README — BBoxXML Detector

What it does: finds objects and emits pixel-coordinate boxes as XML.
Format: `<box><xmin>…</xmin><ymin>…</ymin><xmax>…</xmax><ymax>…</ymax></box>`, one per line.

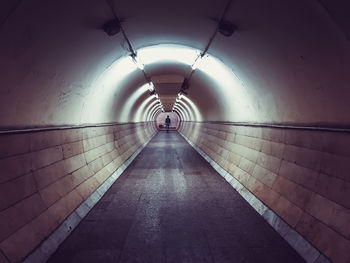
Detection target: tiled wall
<box><xmin>0</xmin><ymin>122</ymin><xmax>156</xmax><ymax>263</ymax></box>
<box><xmin>179</xmin><ymin>122</ymin><xmax>350</xmax><ymax>263</ymax></box>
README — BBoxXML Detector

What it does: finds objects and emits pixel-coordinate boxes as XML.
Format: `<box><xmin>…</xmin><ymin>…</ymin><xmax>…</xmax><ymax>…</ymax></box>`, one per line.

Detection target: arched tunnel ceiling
<box><xmin>0</xmin><ymin>0</ymin><xmax>350</xmax><ymax>128</ymax></box>
<box><xmin>151</xmin><ymin>74</ymin><xmax>184</xmax><ymax>112</ymax></box>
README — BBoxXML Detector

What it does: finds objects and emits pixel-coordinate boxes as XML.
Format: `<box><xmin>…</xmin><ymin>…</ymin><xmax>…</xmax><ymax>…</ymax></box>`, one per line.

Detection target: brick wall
<box><xmin>179</xmin><ymin>122</ymin><xmax>350</xmax><ymax>263</ymax></box>
<box><xmin>0</xmin><ymin>122</ymin><xmax>156</xmax><ymax>263</ymax></box>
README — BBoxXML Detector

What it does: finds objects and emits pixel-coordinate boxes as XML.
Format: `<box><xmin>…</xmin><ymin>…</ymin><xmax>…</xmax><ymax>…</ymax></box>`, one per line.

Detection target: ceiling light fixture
<box><xmin>191</xmin><ymin>54</ymin><xmax>203</xmax><ymax>70</ymax></box>
<box><xmin>191</xmin><ymin>60</ymin><xmax>199</xmax><ymax>71</ymax></box>
<box><xmin>102</xmin><ymin>19</ymin><xmax>121</xmax><ymax>36</ymax></box>
<box><xmin>181</xmin><ymin>78</ymin><xmax>189</xmax><ymax>91</ymax></box>
<box><xmin>131</xmin><ymin>53</ymin><xmax>145</xmax><ymax>70</ymax></box>
<box><xmin>150</xmin><ymin>89</ymin><xmax>156</xmax><ymax>96</ymax></box>
<box><xmin>148</xmin><ymin>82</ymin><xmax>155</xmax><ymax>92</ymax></box>
<box><xmin>218</xmin><ymin>20</ymin><xmax>236</xmax><ymax>37</ymax></box>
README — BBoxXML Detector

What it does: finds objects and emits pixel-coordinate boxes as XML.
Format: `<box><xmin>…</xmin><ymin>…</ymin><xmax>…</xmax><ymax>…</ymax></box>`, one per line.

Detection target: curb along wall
<box><xmin>179</xmin><ymin>121</ymin><xmax>350</xmax><ymax>263</ymax></box>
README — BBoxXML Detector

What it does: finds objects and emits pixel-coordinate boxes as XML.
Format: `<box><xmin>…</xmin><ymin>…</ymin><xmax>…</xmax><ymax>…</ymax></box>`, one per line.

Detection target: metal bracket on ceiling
<box><xmin>104</xmin><ymin>0</ymin><xmax>160</xmax><ymax>99</ymax></box>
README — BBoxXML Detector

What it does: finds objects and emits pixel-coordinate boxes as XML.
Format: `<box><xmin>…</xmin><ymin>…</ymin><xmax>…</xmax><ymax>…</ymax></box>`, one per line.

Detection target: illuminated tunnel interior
<box><xmin>0</xmin><ymin>0</ymin><xmax>350</xmax><ymax>262</ymax></box>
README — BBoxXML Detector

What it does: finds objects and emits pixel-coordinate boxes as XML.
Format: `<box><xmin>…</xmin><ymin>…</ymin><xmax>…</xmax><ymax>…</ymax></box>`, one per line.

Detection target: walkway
<box><xmin>48</xmin><ymin>132</ymin><xmax>305</xmax><ymax>263</ymax></box>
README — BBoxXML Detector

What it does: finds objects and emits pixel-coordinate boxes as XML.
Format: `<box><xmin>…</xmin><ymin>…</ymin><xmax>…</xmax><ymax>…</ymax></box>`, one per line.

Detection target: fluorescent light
<box><xmin>191</xmin><ymin>54</ymin><xmax>208</xmax><ymax>71</ymax></box>
<box><xmin>131</xmin><ymin>54</ymin><xmax>144</xmax><ymax>70</ymax></box>
<box><xmin>137</xmin><ymin>45</ymin><xmax>198</xmax><ymax>66</ymax></box>
<box><xmin>148</xmin><ymin>82</ymin><xmax>155</xmax><ymax>92</ymax></box>
<box><xmin>191</xmin><ymin>52</ymin><xmax>207</xmax><ymax>70</ymax></box>
<box><xmin>191</xmin><ymin>56</ymin><xmax>201</xmax><ymax>70</ymax></box>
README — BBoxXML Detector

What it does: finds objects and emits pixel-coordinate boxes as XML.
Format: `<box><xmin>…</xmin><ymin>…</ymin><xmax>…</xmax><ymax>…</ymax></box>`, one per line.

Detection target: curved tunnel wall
<box><xmin>0</xmin><ymin>45</ymin><xmax>349</xmax><ymax>263</ymax></box>
<box><xmin>1</xmin><ymin>0</ymin><xmax>350</xmax><ymax>262</ymax></box>
<box><xmin>179</xmin><ymin>122</ymin><xmax>350</xmax><ymax>263</ymax></box>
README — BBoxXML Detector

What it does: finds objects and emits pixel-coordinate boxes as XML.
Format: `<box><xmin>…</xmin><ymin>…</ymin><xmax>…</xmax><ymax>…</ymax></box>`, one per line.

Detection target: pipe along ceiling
<box><xmin>1</xmin><ymin>0</ymin><xmax>349</xmax><ymax>130</ymax></box>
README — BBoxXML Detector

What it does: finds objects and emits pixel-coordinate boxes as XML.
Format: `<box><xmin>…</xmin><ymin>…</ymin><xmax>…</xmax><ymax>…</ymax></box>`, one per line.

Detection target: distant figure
<box><xmin>165</xmin><ymin>115</ymin><xmax>171</xmax><ymax>132</ymax></box>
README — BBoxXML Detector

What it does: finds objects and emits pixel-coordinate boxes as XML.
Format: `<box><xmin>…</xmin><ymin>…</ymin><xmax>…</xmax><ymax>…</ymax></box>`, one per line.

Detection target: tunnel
<box><xmin>0</xmin><ymin>0</ymin><xmax>350</xmax><ymax>262</ymax></box>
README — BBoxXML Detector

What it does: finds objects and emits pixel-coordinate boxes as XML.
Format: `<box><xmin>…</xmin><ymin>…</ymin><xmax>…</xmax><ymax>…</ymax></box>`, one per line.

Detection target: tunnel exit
<box><xmin>156</xmin><ymin>112</ymin><xmax>180</xmax><ymax>131</ymax></box>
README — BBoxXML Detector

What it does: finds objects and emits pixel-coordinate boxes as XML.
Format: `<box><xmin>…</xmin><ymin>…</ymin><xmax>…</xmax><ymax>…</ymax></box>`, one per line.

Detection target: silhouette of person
<box><xmin>165</xmin><ymin>115</ymin><xmax>171</xmax><ymax>132</ymax></box>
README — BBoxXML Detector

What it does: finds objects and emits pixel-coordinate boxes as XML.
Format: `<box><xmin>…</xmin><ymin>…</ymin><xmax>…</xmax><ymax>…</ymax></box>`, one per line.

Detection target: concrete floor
<box><xmin>47</xmin><ymin>132</ymin><xmax>305</xmax><ymax>263</ymax></box>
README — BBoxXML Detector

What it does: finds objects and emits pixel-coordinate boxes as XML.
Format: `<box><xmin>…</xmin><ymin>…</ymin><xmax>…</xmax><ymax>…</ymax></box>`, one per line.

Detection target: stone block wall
<box><xmin>0</xmin><ymin>122</ymin><xmax>156</xmax><ymax>263</ymax></box>
<box><xmin>179</xmin><ymin>122</ymin><xmax>350</xmax><ymax>263</ymax></box>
